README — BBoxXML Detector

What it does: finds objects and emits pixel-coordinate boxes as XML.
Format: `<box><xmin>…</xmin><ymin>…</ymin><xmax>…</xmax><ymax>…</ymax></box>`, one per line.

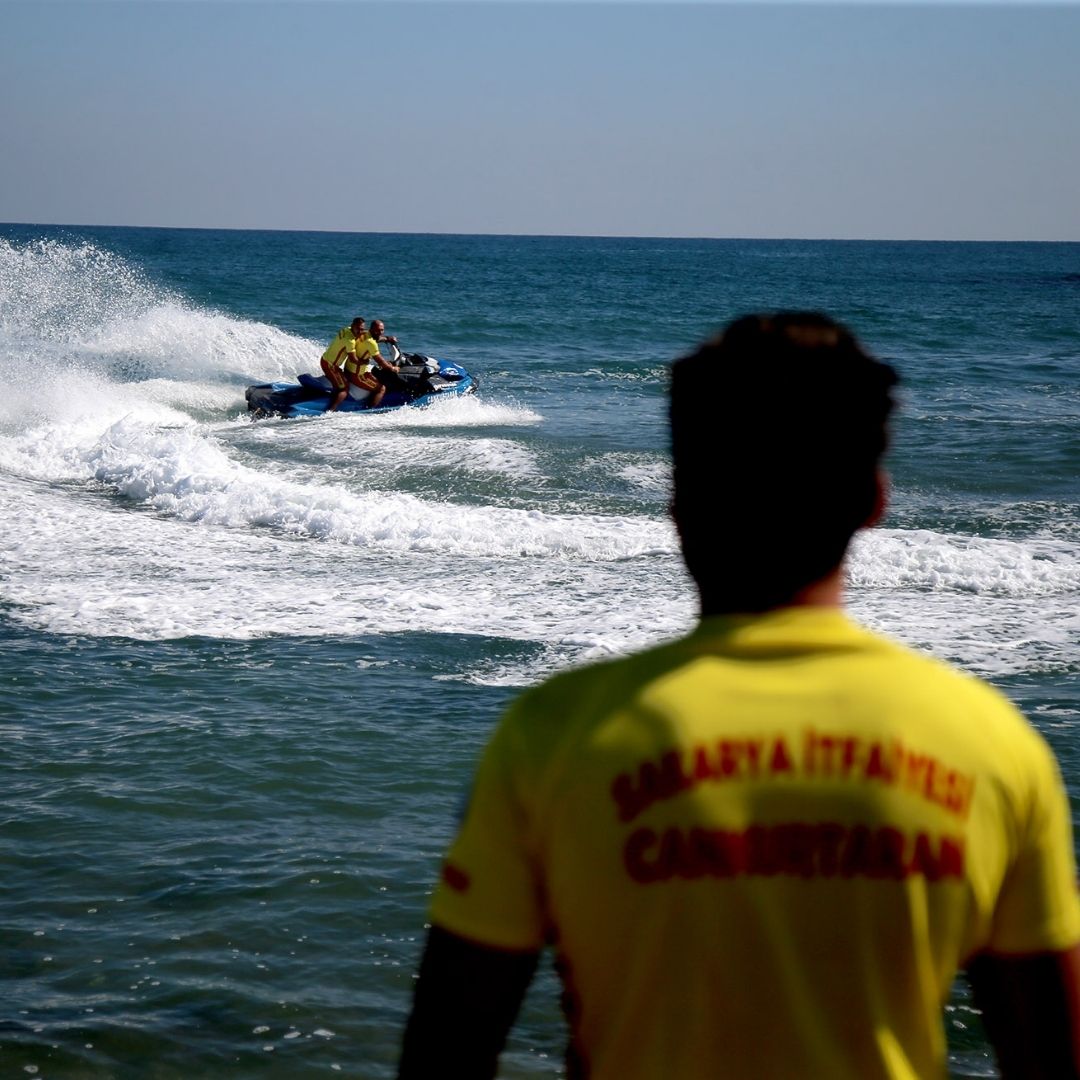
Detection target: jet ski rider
<box><xmin>320</xmin><ymin>317</ymin><xmax>368</xmax><ymax>413</ymax></box>
<box><xmin>345</xmin><ymin>318</ymin><xmax>403</xmax><ymax>410</ymax></box>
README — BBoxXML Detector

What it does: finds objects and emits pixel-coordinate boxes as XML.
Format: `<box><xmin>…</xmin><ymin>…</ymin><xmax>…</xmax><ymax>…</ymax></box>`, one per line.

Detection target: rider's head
<box><xmin>670</xmin><ymin>312</ymin><xmax>898</xmax><ymax>614</ymax></box>
<box><xmin>351</xmin><ymin>318</ymin><xmax>366</xmax><ymax>335</ymax></box>
<box><xmin>370</xmin><ymin>320</ymin><xmax>385</xmax><ymax>338</ymax></box>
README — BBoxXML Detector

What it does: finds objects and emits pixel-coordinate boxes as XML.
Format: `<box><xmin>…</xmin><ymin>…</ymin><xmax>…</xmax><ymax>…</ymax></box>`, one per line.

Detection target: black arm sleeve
<box><xmin>398</xmin><ymin>925</ymin><xmax>540</xmax><ymax>1080</ymax></box>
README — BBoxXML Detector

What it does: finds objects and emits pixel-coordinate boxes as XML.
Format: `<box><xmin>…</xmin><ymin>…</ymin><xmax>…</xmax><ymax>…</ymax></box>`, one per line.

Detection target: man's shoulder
<box><xmin>505</xmin><ymin>614</ymin><xmax>1040</xmax><ymax>755</ymax></box>
<box><xmin>505</xmin><ymin>634</ymin><xmax>706</xmax><ymax>732</ymax></box>
<box><xmin>486</xmin><ymin>640</ymin><xmax>693</xmax><ymax>779</ymax></box>
<box><xmin>834</xmin><ymin>622</ymin><xmax>1054</xmax><ymax>777</ymax></box>
<box><xmin>856</xmin><ymin>623</ymin><xmax>1026</xmax><ymax>710</ymax></box>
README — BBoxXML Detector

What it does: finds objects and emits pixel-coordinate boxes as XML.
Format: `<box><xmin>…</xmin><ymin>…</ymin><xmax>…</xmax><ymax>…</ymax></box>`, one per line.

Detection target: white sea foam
<box><xmin>0</xmin><ymin>470</ymin><xmax>690</xmax><ymax>649</ymax></box>
<box><xmin>0</xmin><ymin>238</ymin><xmax>320</xmax><ymax>440</ymax></box>
<box><xmin>81</xmin><ymin>302</ymin><xmax>319</xmax><ymax>385</ymax></box>
<box><xmin>1</xmin><ymin>408</ymin><xmax>673</xmax><ymax>559</ymax></box>
<box><xmin>850</xmin><ymin>529</ymin><xmax>1078</xmax><ymax>597</ymax></box>
<box><xmin>845</xmin><ymin>528</ymin><xmax>1079</xmax><ymax>680</ymax></box>
<box><xmin>851</xmin><ymin>589</ymin><xmax>1080</xmax><ymax>680</ymax></box>
<box><xmin>262</xmin><ymin>427</ymin><xmax>541</xmax><ymax>479</ymax></box>
<box><xmin>318</xmin><ymin>393</ymin><xmax>541</xmax><ymax>429</ymax></box>
<box><xmin>0</xmin><ymin>238</ymin><xmax>153</xmax><ymax>337</ymax></box>
<box><xmin>2</xmin><ymin>428</ymin><xmax>1076</xmax><ymax>683</ymax></box>
<box><xmin>310</xmin><ymin>433</ymin><xmax>542</xmax><ymax>480</ymax></box>
<box><xmin>603</xmin><ymin>454</ymin><xmax>671</xmax><ymax>496</ymax></box>
<box><xmin>133</xmin><ymin>379</ymin><xmax>244</xmax><ymax>414</ymax></box>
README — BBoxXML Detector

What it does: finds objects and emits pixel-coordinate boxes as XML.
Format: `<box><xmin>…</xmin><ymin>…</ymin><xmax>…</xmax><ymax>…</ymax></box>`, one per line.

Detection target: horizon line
<box><xmin>3</xmin><ymin>221</ymin><xmax>1079</xmax><ymax>245</ymax></box>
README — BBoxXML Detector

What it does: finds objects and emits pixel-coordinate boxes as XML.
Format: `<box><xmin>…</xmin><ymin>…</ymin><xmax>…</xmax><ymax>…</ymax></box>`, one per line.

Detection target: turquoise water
<box><xmin>2</xmin><ymin>225</ymin><xmax>1078</xmax><ymax>1077</ymax></box>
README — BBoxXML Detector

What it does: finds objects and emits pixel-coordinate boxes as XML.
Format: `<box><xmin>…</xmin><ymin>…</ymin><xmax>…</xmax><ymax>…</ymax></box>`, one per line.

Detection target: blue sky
<box><xmin>1</xmin><ymin>1</ymin><xmax>1077</xmax><ymax>239</ymax></box>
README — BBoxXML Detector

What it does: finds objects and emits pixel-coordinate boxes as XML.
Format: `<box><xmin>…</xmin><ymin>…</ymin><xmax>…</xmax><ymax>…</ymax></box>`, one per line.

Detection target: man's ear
<box><xmin>864</xmin><ymin>469</ymin><xmax>889</xmax><ymax>528</ymax></box>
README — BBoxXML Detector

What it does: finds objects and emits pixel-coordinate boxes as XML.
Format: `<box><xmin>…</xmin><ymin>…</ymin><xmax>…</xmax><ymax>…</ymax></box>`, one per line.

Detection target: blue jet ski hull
<box><xmin>245</xmin><ymin>357</ymin><xmax>477</xmax><ymax>419</ymax></box>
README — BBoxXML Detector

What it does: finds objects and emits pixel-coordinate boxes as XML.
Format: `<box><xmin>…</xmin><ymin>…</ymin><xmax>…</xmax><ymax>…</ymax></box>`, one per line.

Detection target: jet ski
<box><xmin>245</xmin><ymin>345</ymin><xmax>478</xmax><ymax>419</ymax></box>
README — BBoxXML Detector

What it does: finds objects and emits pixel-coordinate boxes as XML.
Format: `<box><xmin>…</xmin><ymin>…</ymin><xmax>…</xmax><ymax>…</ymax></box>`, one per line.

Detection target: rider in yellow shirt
<box><xmin>320</xmin><ymin>318</ymin><xmax>367</xmax><ymax>413</ymax></box>
<box><xmin>344</xmin><ymin>319</ymin><xmax>400</xmax><ymax>409</ymax></box>
<box><xmin>399</xmin><ymin>313</ymin><xmax>1080</xmax><ymax>1080</ymax></box>
<box><xmin>343</xmin><ymin>331</ymin><xmax>381</xmax><ymax>406</ymax></box>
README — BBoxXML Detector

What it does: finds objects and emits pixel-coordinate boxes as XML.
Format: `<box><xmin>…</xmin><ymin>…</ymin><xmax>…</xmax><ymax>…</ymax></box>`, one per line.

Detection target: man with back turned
<box><xmin>399</xmin><ymin>313</ymin><xmax>1080</xmax><ymax>1079</ymax></box>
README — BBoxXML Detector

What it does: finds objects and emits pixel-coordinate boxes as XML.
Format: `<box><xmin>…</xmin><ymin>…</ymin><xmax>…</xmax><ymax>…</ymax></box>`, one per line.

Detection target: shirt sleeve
<box><xmin>429</xmin><ymin>713</ymin><xmax>546</xmax><ymax>952</ymax></box>
<box><xmin>987</xmin><ymin>736</ymin><xmax>1080</xmax><ymax>954</ymax></box>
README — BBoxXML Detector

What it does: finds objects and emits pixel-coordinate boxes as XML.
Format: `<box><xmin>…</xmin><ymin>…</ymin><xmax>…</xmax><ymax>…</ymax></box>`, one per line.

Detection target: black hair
<box><xmin>670</xmin><ymin>312</ymin><xmax>898</xmax><ymax>613</ymax></box>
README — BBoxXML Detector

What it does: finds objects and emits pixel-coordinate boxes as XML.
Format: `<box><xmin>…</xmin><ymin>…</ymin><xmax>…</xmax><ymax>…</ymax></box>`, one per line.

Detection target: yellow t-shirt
<box><xmin>344</xmin><ymin>333</ymin><xmax>381</xmax><ymax>379</ymax></box>
<box><xmin>430</xmin><ymin>608</ymin><xmax>1080</xmax><ymax>1080</ymax></box>
<box><xmin>321</xmin><ymin>326</ymin><xmax>360</xmax><ymax>370</ymax></box>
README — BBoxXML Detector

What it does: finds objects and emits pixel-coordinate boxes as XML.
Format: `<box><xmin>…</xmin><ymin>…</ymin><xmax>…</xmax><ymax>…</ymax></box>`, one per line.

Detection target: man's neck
<box><xmin>698</xmin><ymin>567</ymin><xmax>845</xmax><ymax>618</ymax></box>
<box><xmin>790</xmin><ymin>568</ymin><xmax>844</xmax><ymax>609</ymax></box>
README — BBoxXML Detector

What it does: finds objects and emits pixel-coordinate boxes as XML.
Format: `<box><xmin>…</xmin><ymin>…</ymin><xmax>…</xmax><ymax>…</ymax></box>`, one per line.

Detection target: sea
<box><xmin>1</xmin><ymin>224</ymin><xmax>1077</xmax><ymax>1079</ymax></box>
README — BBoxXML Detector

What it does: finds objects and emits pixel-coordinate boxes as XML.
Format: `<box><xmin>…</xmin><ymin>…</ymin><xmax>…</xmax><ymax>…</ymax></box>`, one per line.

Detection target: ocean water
<box><xmin>1</xmin><ymin>224</ymin><xmax>1078</xmax><ymax>1078</ymax></box>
